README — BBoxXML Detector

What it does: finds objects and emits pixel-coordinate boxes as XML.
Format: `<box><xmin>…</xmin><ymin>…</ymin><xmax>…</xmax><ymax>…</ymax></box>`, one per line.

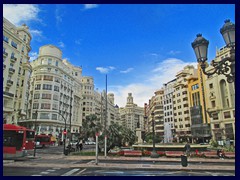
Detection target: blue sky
<box><xmin>3</xmin><ymin>4</ymin><xmax>235</xmax><ymax>107</ymax></box>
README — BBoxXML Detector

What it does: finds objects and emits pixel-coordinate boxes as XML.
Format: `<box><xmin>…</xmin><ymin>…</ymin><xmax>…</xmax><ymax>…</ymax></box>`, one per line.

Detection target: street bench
<box><xmin>203</xmin><ymin>151</ymin><xmax>218</xmax><ymax>158</ymax></box>
<box><xmin>224</xmin><ymin>152</ymin><xmax>235</xmax><ymax>159</ymax></box>
<box><xmin>165</xmin><ymin>151</ymin><xmax>183</xmax><ymax>157</ymax></box>
<box><xmin>124</xmin><ymin>150</ymin><xmax>142</xmax><ymax>157</ymax></box>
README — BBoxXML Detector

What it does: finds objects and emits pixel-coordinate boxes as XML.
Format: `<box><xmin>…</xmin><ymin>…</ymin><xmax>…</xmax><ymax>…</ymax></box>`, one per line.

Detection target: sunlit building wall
<box><xmin>3</xmin><ymin>17</ymin><xmax>32</xmax><ymax>125</ymax></box>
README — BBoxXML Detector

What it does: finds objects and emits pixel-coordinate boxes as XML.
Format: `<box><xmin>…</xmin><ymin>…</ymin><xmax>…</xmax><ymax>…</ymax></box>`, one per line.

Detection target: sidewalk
<box><xmin>63</xmin><ymin>155</ymin><xmax>236</xmax><ymax>171</ymax></box>
<box><xmin>4</xmin><ymin>155</ymin><xmax>235</xmax><ymax>172</ymax></box>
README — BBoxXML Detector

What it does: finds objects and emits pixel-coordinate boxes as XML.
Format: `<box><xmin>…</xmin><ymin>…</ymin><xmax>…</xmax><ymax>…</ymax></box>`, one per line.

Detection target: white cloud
<box><xmin>109</xmin><ymin>58</ymin><xmax>197</xmax><ymax>107</ymax></box>
<box><xmin>58</xmin><ymin>41</ymin><xmax>65</xmax><ymax>48</ymax></box>
<box><xmin>29</xmin><ymin>52</ymin><xmax>38</xmax><ymax>62</ymax></box>
<box><xmin>3</xmin><ymin>4</ymin><xmax>40</xmax><ymax>26</ymax></box>
<box><xmin>83</xmin><ymin>4</ymin><xmax>99</xmax><ymax>10</ymax></box>
<box><xmin>30</xmin><ymin>29</ymin><xmax>43</xmax><ymax>40</ymax></box>
<box><xmin>96</xmin><ymin>66</ymin><xmax>115</xmax><ymax>74</ymax></box>
<box><xmin>120</xmin><ymin>68</ymin><xmax>134</xmax><ymax>74</ymax></box>
<box><xmin>75</xmin><ymin>39</ymin><xmax>82</xmax><ymax>45</ymax></box>
<box><xmin>168</xmin><ymin>50</ymin><xmax>181</xmax><ymax>55</ymax></box>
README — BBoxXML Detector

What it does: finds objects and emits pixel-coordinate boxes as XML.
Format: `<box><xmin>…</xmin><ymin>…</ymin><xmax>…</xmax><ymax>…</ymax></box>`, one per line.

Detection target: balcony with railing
<box><xmin>10</xmin><ymin>56</ymin><xmax>17</xmax><ymax>63</ymax></box>
<box><xmin>3</xmin><ymin>91</ymin><xmax>14</xmax><ymax>98</ymax></box>
<box><xmin>3</xmin><ymin>51</ymin><xmax>8</xmax><ymax>57</ymax></box>
<box><xmin>9</xmin><ymin>68</ymin><xmax>15</xmax><ymax>74</ymax></box>
<box><xmin>7</xmin><ymin>80</ymin><xmax>13</xmax><ymax>86</ymax></box>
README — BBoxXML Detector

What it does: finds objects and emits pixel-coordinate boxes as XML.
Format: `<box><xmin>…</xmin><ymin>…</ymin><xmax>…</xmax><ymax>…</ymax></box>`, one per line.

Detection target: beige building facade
<box><xmin>120</xmin><ymin>93</ymin><xmax>144</xmax><ymax>131</ymax></box>
<box><xmin>173</xmin><ymin>65</ymin><xmax>197</xmax><ymax>143</ymax></box>
<box><xmin>205</xmin><ymin>46</ymin><xmax>235</xmax><ymax>145</ymax></box>
<box><xmin>21</xmin><ymin>45</ymin><xmax>83</xmax><ymax>141</ymax></box>
<box><xmin>163</xmin><ymin>79</ymin><xmax>176</xmax><ymax>143</ymax></box>
<box><xmin>3</xmin><ymin>17</ymin><xmax>32</xmax><ymax>125</ymax></box>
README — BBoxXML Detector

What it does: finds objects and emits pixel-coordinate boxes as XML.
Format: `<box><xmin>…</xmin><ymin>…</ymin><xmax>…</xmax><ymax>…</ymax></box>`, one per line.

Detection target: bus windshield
<box><xmin>3</xmin><ymin>130</ymin><xmax>24</xmax><ymax>150</ymax></box>
<box><xmin>26</xmin><ymin>130</ymin><xmax>35</xmax><ymax>139</ymax></box>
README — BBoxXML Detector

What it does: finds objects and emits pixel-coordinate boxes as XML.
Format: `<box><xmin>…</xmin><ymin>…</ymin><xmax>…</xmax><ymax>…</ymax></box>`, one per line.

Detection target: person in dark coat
<box><xmin>184</xmin><ymin>142</ymin><xmax>191</xmax><ymax>156</ymax></box>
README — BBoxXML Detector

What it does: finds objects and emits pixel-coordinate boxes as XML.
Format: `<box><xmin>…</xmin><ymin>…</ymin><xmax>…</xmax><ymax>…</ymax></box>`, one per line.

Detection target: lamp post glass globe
<box><xmin>191</xmin><ymin>19</ymin><xmax>235</xmax><ymax>84</ymax></box>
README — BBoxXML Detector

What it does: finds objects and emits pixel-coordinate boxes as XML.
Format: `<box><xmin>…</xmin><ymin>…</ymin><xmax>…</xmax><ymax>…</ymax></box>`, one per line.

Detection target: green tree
<box><xmin>98</xmin><ymin>122</ymin><xmax>136</xmax><ymax>152</ymax></box>
<box><xmin>81</xmin><ymin>114</ymin><xmax>103</xmax><ymax>141</ymax></box>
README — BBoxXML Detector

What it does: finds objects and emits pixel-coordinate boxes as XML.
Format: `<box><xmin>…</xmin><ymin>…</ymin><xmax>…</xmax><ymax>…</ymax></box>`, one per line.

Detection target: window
<box><xmin>33</xmin><ymin>103</ymin><xmax>39</xmax><ymax>109</ymax></box>
<box><xmin>52</xmin><ymin>114</ymin><xmax>58</xmax><ymax>120</ymax></box>
<box><xmin>34</xmin><ymin>94</ymin><xmax>40</xmax><ymax>99</ymax></box>
<box><xmin>211</xmin><ymin>101</ymin><xmax>216</xmax><ymax>108</ymax></box>
<box><xmin>11</xmin><ymin>52</ymin><xmax>15</xmax><ymax>59</ymax></box>
<box><xmin>36</xmin><ymin>75</ymin><xmax>42</xmax><ymax>80</ymax></box>
<box><xmin>212</xmin><ymin>113</ymin><xmax>219</xmax><ymax>120</ymax></box>
<box><xmin>40</xmin><ymin>113</ymin><xmax>50</xmax><ymax>119</ymax></box>
<box><xmin>55</xmin><ymin>77</ymin><xmax>60</xmax><ymax>83</ymax></box>
<box><xmin>43</xmin><ymin>84</ymin><xmax>52</xmax><ymax>90</ymax></box>
<box><xmin>209</xmin><ymin>83</ymin><xmax>213</xmax><ymax>89</ymax></box>
<box><xmin>52</xmin><ymin>104</ymin><xmax>58</xmax><ymax>110</ymax></box>
<box><xmin>214</xmin><ymin>124</ymin><xmax>220</xmax><ymax>129</ymax></box>
<box><xmin>55</xmin><ymin>60</ymin><xmax>58</xmax><ymax>67</ymax></box>
<box><xmin>35</xmin><ymin>84</ymin><xmax>41</xmax><ymax>90</ymax></box>
<box><xmin>3</xmin><ymin>35</ymin><xmax>9</xmax><ymax>43</ymax></box>
<box><xmin>42</xmin><ymin>93</ymin><xmax>51</xmax><ymax>99</ymax></box>
<box><xmin>224</xmin><ymin>111</ymin><xmax>231</xmax><ymax>119</ymax></box>
<box><xmin>192</xmin><ymin>84</ymin><xmax>199</xmax><ymax>90</ymax></box>
<box><xmin>48</xmin><ymin>58</ymin><xmax>52</xmax><ymax>65</ymax></box>
<box><xmin>43</xmin><ymin>75</ymin><xmax>53</xmax><ymax>81</ymax></box>
<box><xmin>54</xmin><ymin>86</ymin><xmax>59</xmax><ymax>92</ymax></box>
<box><xmin>53</xmin><ymin>94</ymin><xmax>59</xmax><ymax>101</ymax></box>
<box><xmin>41</xmin><ymin>103</ymin><xmax>51</xmax><ymax>109</ymax></box>
<box><xmin>11</xmin><ymin>41</ymin><xmax>17</xmax><ymax>49</ymax></box>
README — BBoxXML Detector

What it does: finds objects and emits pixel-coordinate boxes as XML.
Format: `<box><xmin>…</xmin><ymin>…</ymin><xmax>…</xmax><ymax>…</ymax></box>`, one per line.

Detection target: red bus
<box><xmin>35</xmin><ymin>134</ymin><xmax>51</xmax><ymax>148</ymax></box>
<box><xmin>25</xmin><ymin>129</ymin><xmax>35</xmax><ymax>150</ymax></box>
<box><xmin>3</xmin><ymin>124</ymin><xmax>35</xmax><ymax>160</ymax></box>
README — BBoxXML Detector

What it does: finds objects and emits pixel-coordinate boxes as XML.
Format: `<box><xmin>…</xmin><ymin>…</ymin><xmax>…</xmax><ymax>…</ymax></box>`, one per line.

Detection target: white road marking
<box><xmin>61</xmin><ymin>168</ymin><xmax>80</xmax><ymax>176</ymax></box>
<box><xmin>77</xmin><ymin>168</ymin><xmax>87</xmax><ymax>175</ymax></box>
<box><xmin>47</xmin><ymin>169</ymin><xmax>56</xmax><ymax>172</ymax></box>
<box><xmin>40</xmin><ymin>171</ymin><xmax>50</xmax><ymax>174</ymax></box>
<box><xmin>31</xmin><ymin>175</ymin><xmax>42</xmax><ymax>176</ymax></box>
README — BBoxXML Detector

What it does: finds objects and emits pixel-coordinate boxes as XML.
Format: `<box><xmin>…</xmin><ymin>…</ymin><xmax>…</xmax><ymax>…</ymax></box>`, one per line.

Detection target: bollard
<box><xmin>181</xmin><ymin>155</ymin><xmax>188</xmax><ymax>167</ymax></box>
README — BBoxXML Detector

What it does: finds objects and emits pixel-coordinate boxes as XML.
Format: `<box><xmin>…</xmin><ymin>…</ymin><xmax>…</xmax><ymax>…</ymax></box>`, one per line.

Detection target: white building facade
<box><xmin>3</xmin><ymin>17</ymin><xmax>32</xmax><ymax>125</ymax></box>
<box><xmin>23</xmin><ymin>45</ymin><xmax>83</xmax><ymax>141</ymax></box>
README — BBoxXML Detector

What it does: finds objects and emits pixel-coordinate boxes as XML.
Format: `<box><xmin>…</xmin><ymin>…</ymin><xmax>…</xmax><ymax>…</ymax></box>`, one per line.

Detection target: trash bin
<box><xmin>181</xmin><ymin>155</ymin><xmax>188</xmax><ymax>167</ymax></box>
<box><xmin>64</xmin><ymin>149</ymin><xmax>69</xmax><ymax>155</ymax></box>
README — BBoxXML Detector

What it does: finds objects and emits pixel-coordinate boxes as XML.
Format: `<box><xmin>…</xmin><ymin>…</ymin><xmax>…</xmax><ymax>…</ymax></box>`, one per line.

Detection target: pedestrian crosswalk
<box><xmin>31</xmin><ymin>168</ymin><xmax>80</xmax><ymax>176</ymax></box>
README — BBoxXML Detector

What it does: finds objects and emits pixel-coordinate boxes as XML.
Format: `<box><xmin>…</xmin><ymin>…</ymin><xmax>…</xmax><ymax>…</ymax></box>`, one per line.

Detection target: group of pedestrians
<box><xmin>184</xmin><ymin>142</ymin><xmax>225</xmax><ymax>160</ymax></box>
<box><xmin>76</xmin><ymin>140</ymin><xmax>83</xmax><ymax>152</ymax></box>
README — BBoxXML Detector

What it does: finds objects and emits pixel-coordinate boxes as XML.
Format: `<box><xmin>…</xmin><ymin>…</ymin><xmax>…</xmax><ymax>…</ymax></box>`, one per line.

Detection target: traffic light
<box><xmin>63</xmin><ymin>129</ymin><xmax>67</xmax><ymax>135</ymax></box>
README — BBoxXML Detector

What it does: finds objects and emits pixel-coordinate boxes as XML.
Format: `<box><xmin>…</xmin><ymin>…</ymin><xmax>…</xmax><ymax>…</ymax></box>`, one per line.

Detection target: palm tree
<box><xmin>82</xmin><ymin>114</ymin><xmax>103</xmax><ymax>141</ymax></box>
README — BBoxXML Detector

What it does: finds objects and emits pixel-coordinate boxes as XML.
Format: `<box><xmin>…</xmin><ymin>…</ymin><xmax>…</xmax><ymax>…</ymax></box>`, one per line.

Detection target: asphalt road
<box><xmin>3</xmin><ymin>145</ymin><xmax>235</xmax><ymax>176</ymax></box>
<box><xmin>3</xmin><ymin>166</ymin><xmax>235</xmax><ymax>176</ymax></box>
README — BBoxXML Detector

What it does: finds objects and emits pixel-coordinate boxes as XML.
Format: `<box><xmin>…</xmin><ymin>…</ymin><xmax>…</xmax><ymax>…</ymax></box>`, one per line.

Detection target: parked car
<box><xmin>85</xmin><ymin>141</ymin><xmax>96</xmax><ymax>145</ymax></box>
<box><xmin>70</xmin><ymin>140</ymin><xmax>78</xmax><ymax>146</ymax></box>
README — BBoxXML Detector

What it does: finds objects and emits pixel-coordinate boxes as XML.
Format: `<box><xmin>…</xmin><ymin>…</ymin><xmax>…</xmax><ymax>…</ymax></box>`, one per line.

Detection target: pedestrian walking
<box><xmin>79</xmin><ymin>140</ymin><xmax>83</xmax><ymax>151</ymax></box>
<box><xmin>76</xmin><ymin>141</ymin><xmax>80</xmax><ymax>152</ymax></box>
<box><xmin>217</xmin><ymin>149</ymin><xmax>225</xmax><ymax>159</ymax></box>
<box><xmin>184</xmin><ymin>142</ymin><xmax>191</xmax><ymax>157</ymax></box>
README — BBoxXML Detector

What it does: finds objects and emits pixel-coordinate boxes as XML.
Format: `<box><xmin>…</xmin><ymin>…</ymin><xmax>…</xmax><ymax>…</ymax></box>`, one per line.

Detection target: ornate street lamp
<box><xmin>58</xmin><ymin>111</ymin><xmax>67</xmax><ymax>155</ymax></box>
<box><xmin>33</xmin><ymin>110</ymin><xmax>38</xmax><ymax>157</ymax></box>
<box><xmin>151</xmin><ymin>112</ymin><xmax>159</xmax><ymax>158</ymax></box>
<box><xmin>191</xmin><ymin>19</ymin><xmax>235</xmax><ymax>84</ymax></box>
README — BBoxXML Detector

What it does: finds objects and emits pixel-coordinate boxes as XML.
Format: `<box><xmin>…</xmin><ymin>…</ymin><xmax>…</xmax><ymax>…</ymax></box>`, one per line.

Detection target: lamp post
<box><xmin>191</xmin><ymin>19</ymin><xmax>235</xmax><ymax>84</ymax></box>
<box><xmin>151</xmin><ymin>112</ymin><xmax>159</xmax><ymax>158</ymax></box>
<box><xmin>33</xmin><ymin>110</ymin><xmax>38</xmax><ymax>157</ymax></box>
<box><xmin>57</xmin><ymin>111</ymin><xmax>67</xmax><ymax>155</ymax></box>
